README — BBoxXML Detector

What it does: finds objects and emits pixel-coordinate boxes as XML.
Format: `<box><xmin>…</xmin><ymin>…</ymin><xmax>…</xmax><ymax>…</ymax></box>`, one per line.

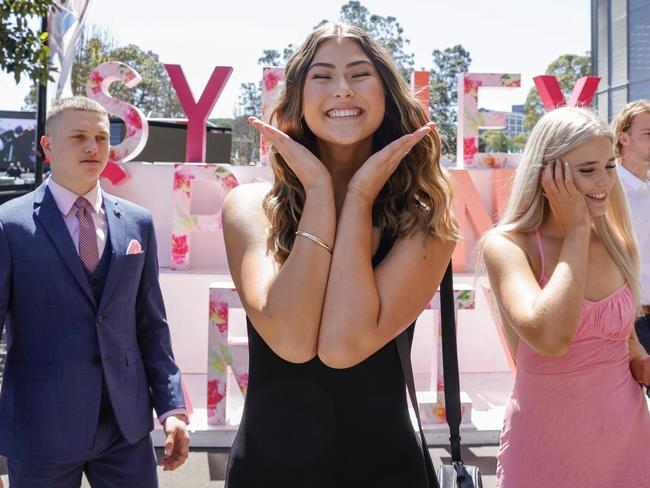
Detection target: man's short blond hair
<box><xmin>45</xmin><ymin>96</ymin><xmax>108</xmax><ymax>134</ymax></box>
<box><xmin>611</xmin><ymin>100</ymin><xmax>650</xmax><ymax>157</ymax></box>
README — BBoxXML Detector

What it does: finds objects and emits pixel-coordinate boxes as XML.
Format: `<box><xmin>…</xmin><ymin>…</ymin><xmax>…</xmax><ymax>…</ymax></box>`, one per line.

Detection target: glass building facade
<box><xmin>592</xmin><ymin>0</ymin><xmax>650</xmax><ymax>121</ymax></box>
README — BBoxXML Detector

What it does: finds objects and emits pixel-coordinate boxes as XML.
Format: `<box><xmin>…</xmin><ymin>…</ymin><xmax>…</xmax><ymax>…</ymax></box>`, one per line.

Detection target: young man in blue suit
<box><xmin>0</xmin><ymin>97</ymin><xmax>189</xmax><ymax>487</ymax></box>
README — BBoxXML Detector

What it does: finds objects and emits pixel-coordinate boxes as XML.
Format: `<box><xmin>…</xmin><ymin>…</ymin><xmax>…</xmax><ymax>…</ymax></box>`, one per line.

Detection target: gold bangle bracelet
<box><xmin>295</xmin><ymin>230</ymin><xmax>333</xmax><ymax>254</ymax></box>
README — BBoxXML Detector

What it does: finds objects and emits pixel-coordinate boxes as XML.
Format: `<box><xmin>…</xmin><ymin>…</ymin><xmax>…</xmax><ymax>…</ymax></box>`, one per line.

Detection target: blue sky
<box><xmin>0</xmin><ymin>0</ymin><xmax>591</xmax><ymax>118</ymax></box>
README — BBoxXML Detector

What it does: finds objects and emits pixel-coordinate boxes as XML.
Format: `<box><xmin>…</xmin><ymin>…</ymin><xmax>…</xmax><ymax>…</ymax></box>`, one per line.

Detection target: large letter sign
<box><xmin>457</xmin><ymin>73</ymin><xmax>521</xmax><ymax>169</ymax></box>
<box><xmin>259</xmin><ymin>67</ymin><xmax>286</xmax><ymax>166</ymax></box>
<box><xmin>533</xmin><ymin>75</ymin><xmax>600</xmax><ymax>111</ymax></box>
<box><xmin>165</xmin><ymin>64</ymin><xmax>233</xmax><ymax>163</ymax></box>
<box><xmin>411</xmin><ymin>71</ymin><xmax>430</xmax><ymax>111</ymax></box>
<box><xmin>171</xmin><ymin>164</ymin><xmax>239</xmax><ymax>270</ymax></box>
<box><xmin>87</xmin><ymin>62</ymin><xmax>149</xmax><ymax>184</ymax></box>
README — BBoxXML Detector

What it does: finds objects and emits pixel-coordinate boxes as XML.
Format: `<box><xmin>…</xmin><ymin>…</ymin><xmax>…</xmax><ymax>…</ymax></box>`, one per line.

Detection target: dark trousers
<box><xmin>7</xmin><ymin>393</ymin><xmax>158</xmax><ymax>488</ymax></box>
<box><xmin>635</xmin><ymin>314</ymin><xmax>650</xmax><ymax>354</ymax></box>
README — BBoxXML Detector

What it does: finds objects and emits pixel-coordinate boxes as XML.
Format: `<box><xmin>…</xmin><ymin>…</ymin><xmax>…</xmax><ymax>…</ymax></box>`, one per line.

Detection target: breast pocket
<box><xmin>118</xmin><ymin>252</ymin><xmax>146</xmax><ymax>287</ymax></box>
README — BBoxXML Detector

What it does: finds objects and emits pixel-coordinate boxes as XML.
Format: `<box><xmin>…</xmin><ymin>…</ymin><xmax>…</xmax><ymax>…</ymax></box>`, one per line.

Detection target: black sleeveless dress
<box><xmin>225</xmin><ymin>235</ymin><xmax>430</xmax><ymax>488</ymax></box>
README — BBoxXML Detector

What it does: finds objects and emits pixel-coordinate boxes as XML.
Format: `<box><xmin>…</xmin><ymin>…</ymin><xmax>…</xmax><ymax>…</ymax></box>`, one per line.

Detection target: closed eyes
<box><xmin>579</xmin><ymin>165</ymin><xmax>616</xmax><ymax>174</ymax></box>
<box><xmin>311</xmin><ymin>72</ymin><xmax>371</xmax><ymax>80</ymax></box>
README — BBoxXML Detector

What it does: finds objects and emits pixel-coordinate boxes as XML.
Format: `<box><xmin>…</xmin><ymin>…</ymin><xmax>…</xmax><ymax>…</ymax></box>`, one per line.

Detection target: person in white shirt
<box><xmin>612</xmin><ymin>100</ymin><xmax>650</xmax><ymax>352</ymax></box>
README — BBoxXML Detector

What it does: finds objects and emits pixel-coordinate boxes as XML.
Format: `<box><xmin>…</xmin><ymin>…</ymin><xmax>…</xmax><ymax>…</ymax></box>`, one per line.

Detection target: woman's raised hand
<box><xmin>347</xmin><ymin>122</ymin><xmax>435</xmax><ymax>205</ymax></box>
<box><xmin>248</xmin><ymin>117</ymin><xmax>331</xmax><ymax>190</ymax></box>
<box><xmin>541</xmin><ymin>159</ymin><xmax>590</xmax><ymax>232</ymax></box>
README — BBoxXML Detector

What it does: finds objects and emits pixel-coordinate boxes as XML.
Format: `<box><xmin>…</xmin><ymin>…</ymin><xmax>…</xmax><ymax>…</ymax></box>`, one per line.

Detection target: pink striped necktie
<box><xmin>74</xmin><ymin>197</ymin><xmax>100</xmax><ymax>273</ymax></box>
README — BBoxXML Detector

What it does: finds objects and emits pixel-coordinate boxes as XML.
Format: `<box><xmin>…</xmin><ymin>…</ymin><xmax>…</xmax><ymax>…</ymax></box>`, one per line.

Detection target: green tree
<box><xmin>257</xmin><ymin>46</ymin><xmax>294</xmax><ymax>67</ymax></box>
<box><xmin>524</xmin><ymin>53</ymin><xmax>591</xmax><ymax>130</ymax></box>
<box><xmin>230</xmin><ymin>83</ymin><xmax>261</xmax><ymax>164</ymax></box>
<box><xmin>24</xmin><ymin>25</ymin><xmax>183</xmax><ymax>118</ymax></box>
<box><xmin>1</xmin><ymin>0</ymin><xmax>57</xmax><ymax>84</ymax></box>
<box><xmin>479</xmin><ymin>131</ymin><xmax>528</xmax><ymax>153</ymax></box>
<box><xmin>429</xmin><ymin>45</ymin><xmax>472</xmax><ymax>157</ymax></box>
<box><xmin>508</xmin><ymin>133</ymin><xmax>528</xmax><ymax>153</ymax></box>
<box><xmin>481</xmin><ymin>129</ymin><xmax>509</xmax><ymax>153</ymax></box>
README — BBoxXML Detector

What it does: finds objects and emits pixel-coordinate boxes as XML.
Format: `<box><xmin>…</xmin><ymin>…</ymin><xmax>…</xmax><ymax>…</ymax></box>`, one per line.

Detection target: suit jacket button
<box><xmin>97</xmin><ymin>315</ymin><xmax>104</xmax><ymax>324</ymax></box>
<box><xmin>92</xmin><ymin>356</ymin><xmax>101</xmax><ymax>367</ymax></box>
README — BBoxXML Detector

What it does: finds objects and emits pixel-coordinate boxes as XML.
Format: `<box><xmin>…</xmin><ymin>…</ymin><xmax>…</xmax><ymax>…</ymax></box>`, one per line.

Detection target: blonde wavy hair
<box><xmin>483</xmin><ymin>107</ymin><xmax>640</xmax><ymax>308</ymax></box>
<box><xmin>611</xmin><ymin>99</ymin><xmax>650</xmax><ymax>158</ymax></box>
<box><xmin>263</xmin><ymin>22</ymin><xmax>458</xmax><ymax>262</ymax></box>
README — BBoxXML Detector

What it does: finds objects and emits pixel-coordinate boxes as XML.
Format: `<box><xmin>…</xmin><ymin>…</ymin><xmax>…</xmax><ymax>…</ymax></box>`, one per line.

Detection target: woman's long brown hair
<box><xmin>264</xmin><ymin>22</ymin><xmax>459</xmax><ymax>262</ymax></box>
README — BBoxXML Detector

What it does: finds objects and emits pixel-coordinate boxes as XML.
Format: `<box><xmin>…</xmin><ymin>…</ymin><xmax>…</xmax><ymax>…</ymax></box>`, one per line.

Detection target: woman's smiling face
<box><xmin>558</xmin><ymin>135</ymin><xmax>617</xmax><ymax>217</ymax></box>
<box><xmin>301</xmin><ymin>37</ymin><xmax>385</xmax><ymax>150</ymax></box>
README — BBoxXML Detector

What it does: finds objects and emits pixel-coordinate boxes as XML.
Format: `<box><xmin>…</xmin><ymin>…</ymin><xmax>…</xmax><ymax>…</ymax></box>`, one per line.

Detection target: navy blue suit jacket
<box><xmin>0</xmin><ymin>183</ymin><xmax>185</xmax><ymax>463</ymax></box>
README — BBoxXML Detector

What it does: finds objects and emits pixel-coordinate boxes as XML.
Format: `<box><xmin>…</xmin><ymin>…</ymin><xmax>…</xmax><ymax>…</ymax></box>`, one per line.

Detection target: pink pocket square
<box><xmin>126</xmin><ymin>239</ymin><xmax>143</xmax><ymax>255</ymax></box>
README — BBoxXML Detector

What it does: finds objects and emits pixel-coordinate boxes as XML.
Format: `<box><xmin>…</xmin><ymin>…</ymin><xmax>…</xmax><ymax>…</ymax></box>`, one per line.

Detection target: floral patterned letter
<box><xmin>87</xmin><ymin>62</ymin><xmax>150</xmax><ymax>184</ymax></box>
<box><xmin>456</xmin><ymin>73</ymin><xmax>521</xmax><ymax>169</ymax></box>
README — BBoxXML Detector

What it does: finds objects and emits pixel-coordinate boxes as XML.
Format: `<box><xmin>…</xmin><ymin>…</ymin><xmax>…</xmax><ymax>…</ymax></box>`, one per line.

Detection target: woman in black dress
<box><xmin>222</xmin><ymin>22</ymin><xmax>457</xmax><ymax>488</ymax></box>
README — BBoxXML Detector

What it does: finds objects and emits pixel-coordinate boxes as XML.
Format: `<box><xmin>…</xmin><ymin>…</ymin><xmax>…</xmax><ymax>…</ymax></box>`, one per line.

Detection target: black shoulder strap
<box><xmin>397</xmin><ymin>261</ymin><xmax>463</xmax><ymax>469</ymax></box>
<box><xmin>397</xmin><ymin>263</ymin><xmax>459</xmax><ymax>487</ymax></box>
<box><xmin>439</xmin><ymin>262</ymin><xmax>463</xmax><ymax>463</ymax></box>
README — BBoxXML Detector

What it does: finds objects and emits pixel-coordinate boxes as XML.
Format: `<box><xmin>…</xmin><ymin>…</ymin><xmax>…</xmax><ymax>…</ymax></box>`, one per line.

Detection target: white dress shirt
<box><xmin>618</xmin><ymin>164</ymin><xmax>650</xmax><ymax>305</ymax></box>
<box><xmin>46</xmin><ymin>177</ymin><xmax>188</xmax><ymax>424</ymax></box>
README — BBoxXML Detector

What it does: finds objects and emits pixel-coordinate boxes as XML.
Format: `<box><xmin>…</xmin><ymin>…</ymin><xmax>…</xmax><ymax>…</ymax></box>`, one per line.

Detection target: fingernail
<box><xmin>164</xmin><ymin>449</ymin><xmax>171</xmax><ymax>456</ymax></box>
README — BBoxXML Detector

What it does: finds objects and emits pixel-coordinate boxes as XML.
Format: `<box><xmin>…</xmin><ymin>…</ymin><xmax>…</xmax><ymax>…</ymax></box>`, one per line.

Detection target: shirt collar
<box><xmin>47</xmin><ymin>177</ymin><xmax>103</xmax><ymax>217</ymax></box>
<box><xmin>617</xmin><ymin>162</ymin><xmax>648</xmax><ymax>193</ymax></box>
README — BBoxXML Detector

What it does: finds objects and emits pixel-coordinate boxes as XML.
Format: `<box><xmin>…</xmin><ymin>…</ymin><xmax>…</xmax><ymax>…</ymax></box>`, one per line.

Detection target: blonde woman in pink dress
<box><xmin>483</xmin><ymin>107</ymin><xmax>650</xmax><ymax>487</ymax></box>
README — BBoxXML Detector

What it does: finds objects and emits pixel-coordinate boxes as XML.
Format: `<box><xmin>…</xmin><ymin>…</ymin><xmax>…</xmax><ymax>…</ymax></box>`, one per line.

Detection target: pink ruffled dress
<box><xmin>496</xmin><ymin>230</ymin><xmax>650</xmax><ymax>487</ymax></box>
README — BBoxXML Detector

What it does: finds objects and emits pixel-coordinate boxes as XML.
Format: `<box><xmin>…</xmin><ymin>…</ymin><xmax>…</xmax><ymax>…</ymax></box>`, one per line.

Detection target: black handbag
<box><xmin>396</xmin><ymin>262</ymin><xmax>483</xmax><ymax>488</ymax></box>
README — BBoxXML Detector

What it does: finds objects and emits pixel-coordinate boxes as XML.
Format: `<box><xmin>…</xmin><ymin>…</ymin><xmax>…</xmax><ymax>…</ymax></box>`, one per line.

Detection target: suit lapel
<box><xmin>33</xmin><ymin>184</ymin><xmax>96</xmax><ymax>307</ymax></box>
<box><xmin>99</xmin><ymin>192</ymin><xmax>125</xmax><ymax>310</ymax></box>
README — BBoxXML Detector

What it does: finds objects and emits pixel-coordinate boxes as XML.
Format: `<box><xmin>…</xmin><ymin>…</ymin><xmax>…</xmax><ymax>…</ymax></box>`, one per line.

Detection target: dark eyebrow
<box><xmin>307</xmin><ymin>60</ymin><xmax>373</xmax><ymax>71</ymax></box>
<box><xmin>346</xmin><ymin>60</ymin><xmax>372</xmax><ymax>68</ymax></box>
<box><xmin>577</xmin><ymin>157</ymin><xmax>616</xmax><ymax>166</ymax></box>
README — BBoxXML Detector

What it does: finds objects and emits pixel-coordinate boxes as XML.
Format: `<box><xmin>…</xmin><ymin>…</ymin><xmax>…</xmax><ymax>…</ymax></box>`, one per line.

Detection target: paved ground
<box><xmin>0</xmin><ymin>444</ymin><xmax>498</xmax><ymax>487</ymax></box>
